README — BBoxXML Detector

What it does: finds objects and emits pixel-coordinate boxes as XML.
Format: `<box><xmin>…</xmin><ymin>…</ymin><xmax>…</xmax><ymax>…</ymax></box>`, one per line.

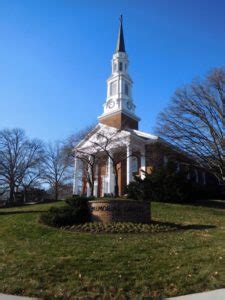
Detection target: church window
<box><xmin>195</xmin><ymin>169</ymin><xmax>199</xmax><ymax>183</ymax></box>
<box><xmin>202</xmin><ymin>171</ymin><xmax>206</xmax><ymax>185</ymax></box>
<box><xmin>187</xmin><ymin>166</ymin><xmax>191</xmax><ymax>180</ymax></box>
<box><xmin>163</xmin><ymin>155</ymin><xmax>168</xmax><ymax>167</ymax></box>
<box><xmin>132</xmin><ymin>156</ymin><xmax>138</xmax><ymax>173</ymax></box>
<box><xmin>110</xmin><ymin>81</ymin><xmax>117</xmax><ymax>96</ymax></box>
<box><xmin>176</xmin><ymin>162</ymin><xmax>180</xmax><ymax>173</ymax></box>
<box><xmin>113</xmin><ymin>63</ymin><xmax>117</xmax><ymax>72</ymax></box>
<box><xmin>119</xmin><ymin>62</ymin><xmax>123</xmax><ymax>71</ymax></box>
<box><xmin>125</xmin><ymin>83</ymin><xmax>129</xmax><ymax>95</ymax></box>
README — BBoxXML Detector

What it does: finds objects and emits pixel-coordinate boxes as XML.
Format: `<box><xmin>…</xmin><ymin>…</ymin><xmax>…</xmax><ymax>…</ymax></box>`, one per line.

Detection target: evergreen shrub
<box><xmin>40</xmin><ymin>195</ymin><xmax>91</xmax><ymax>227</ymax></box>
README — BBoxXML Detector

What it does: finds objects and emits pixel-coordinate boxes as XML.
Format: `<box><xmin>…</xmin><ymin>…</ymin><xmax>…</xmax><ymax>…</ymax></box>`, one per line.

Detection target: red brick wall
<box><xmin>99</xmin><ymin>112</ymin><xmax>139</xmax><ymax>130</ymax></box>
<box><xmin>89</xmin><ymin>200</ymin><xmax>151</xmax><ymax>223</ymax></box>
<box><xmin>145</xmin><ymin>142</ymin><xmax>217</xmax><ymax>186</ymax></box>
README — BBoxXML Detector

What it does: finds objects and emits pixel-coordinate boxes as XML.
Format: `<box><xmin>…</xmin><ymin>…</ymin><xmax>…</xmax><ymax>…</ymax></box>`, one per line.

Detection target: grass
<box><xmin>1</xmin><ymin>200</ymin><xmax>225</xmax><ymax>299</ymax></box>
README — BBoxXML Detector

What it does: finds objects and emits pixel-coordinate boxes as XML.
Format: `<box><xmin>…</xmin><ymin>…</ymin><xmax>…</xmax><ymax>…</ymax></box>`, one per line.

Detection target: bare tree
<box><xmin>43</xmin><ymin>141</ymin><xmax>72</xmax><ymax>201</ymax></box>
<box><xmin>0</xmin><ymin>128</ymin><xmax>44</xmax><ymax>204</ymax></box>
<box><xmin>20</xmin><ymin>160</ymin><xmax>43</xmax><ymax>202</ymax></box>
<box><xmin>93</xmin><ymin>131</ymin><xmax>128</xmax><ymax>197</ymax></box>
<box><xmin>63</xmin><ymin>124</ymin><xmax>97</xmax><ymax>197</ymax></box>
<box><xmin>64</xmin><ymin>124</ymin><xmax>96</xmax><ymax>163</ymax></box>
<box><xmin>156</xmin><ymin>67</ymin><xmax>225</xmax><ymax>182</ymax></box>
<box><xmin>76</xmin><ymin>127</ymin><xmax>133</xmax><ymax>197</ymax></box>
<box><xmin>75</xmin><ymin>151</ymin><xmax>99</xmax><ymax>197</ymax></box>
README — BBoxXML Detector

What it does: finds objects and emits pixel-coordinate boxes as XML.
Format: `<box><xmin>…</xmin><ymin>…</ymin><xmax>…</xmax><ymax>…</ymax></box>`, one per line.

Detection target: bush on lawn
<box><xmin>40</xmin><ymin>195</ymin><xmax>91</xmax><ymax>227</ymax></box>
<box><xmin>126</xmin><ymin>176</ymin><xmax>152</xmax><ymax>201</ymax></box>
<box><xmin>65</xmin><ymin>195</ymin><xmax>95</xmax><ymax>207</ymax></box>
<box><xmin>127</xmin><ymin>162</ymin><xmax>213</xmax><ymax>202</ymax></box>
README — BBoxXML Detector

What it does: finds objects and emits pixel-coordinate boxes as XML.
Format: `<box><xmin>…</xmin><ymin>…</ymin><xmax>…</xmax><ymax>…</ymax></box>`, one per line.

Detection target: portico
<box><xmin>73</xmin><ymin>125</ymin><xmax>151</xmax><ymax>197</ymax></box>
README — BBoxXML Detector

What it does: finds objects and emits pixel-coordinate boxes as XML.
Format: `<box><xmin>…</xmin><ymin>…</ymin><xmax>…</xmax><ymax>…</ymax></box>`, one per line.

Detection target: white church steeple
<box><xmin>99</xmin><ymin>16</ymin><xmax>140</xmax><ymax>130</ymax></box>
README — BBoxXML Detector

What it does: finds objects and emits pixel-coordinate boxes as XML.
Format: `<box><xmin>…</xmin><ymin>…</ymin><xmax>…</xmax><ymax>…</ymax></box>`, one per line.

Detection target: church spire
<box><xmin>115</xmin><ymin>15</ymin><xmax>126</xmax><ymax>53</ymax></box>
<box><xmin>98</xmin><ymin>16</ymin><xmax>140</xmax><ymax>130</ymax></box>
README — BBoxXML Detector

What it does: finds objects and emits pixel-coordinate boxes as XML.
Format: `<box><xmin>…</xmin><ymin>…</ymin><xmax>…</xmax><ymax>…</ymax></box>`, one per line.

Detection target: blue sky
<box><xmin>0</xmin><ymin>0</ymin><xmax>225</xmax><ymax>141</ymax></box>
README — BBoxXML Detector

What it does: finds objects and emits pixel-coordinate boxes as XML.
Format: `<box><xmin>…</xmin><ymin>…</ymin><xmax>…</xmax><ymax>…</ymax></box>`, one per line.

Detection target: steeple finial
<box><xmin>115</xmin><ymin>14</ymin><xmax>126</xmax><ymax>53</ymax></box>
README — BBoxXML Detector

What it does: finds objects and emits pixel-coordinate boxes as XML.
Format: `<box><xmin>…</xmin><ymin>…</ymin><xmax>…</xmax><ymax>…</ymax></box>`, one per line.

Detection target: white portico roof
<box><xmin>75</xmin><ymin>123</ymin><xmax>160</xmax><ymax>153</ymax></box>
<box><xmin>128</xmin><ymin>129</ymin><xmax>159</xmax><ymax>141</ymax></box>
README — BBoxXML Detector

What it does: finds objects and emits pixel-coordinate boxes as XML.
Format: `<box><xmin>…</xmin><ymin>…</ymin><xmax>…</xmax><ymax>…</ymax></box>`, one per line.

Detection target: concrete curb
<box><xmin>0</xmin><ymin>294</ymin><xmax>37</xmax><ymax>300</ymax></box>
<box><xmin>167</xmin><ymin>288</ymin><xmax>225</xmax><ymax>299</ymax></box>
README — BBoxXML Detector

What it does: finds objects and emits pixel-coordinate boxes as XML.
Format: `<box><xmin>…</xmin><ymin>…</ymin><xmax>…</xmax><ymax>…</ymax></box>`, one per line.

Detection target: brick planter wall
<box><xmin>88</xmin><ymin>200</ymin><xmax>151</xmax><ymax>224</ymax></box>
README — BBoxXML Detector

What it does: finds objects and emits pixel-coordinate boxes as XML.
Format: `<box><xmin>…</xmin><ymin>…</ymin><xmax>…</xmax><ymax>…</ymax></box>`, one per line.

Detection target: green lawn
<box><xmin>1</xmin><ymin>200</ymin><xmax>225</xmax><ymax>299</ymax></box>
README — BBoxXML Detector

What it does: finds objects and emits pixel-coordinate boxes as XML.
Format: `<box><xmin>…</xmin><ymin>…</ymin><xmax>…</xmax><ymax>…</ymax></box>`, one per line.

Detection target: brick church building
<box><xmin>73</xmin><ymin>17</ymin><xmax>213</xmax><ymax>197</ymax></box>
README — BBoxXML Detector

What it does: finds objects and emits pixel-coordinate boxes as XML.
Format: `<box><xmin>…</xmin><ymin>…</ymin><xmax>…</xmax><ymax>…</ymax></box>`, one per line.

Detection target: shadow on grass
<box><xmin>0</xmin><ymin>210</ymin><xmax>45</xmax><ymax>215</ymax></box>
<box><xmin>0</xmin><ymin>210</ymin><xmax>216</xmax><ymax>232</ymax></box>
<box><xmin>151</xmin><ymin>220</ymin><xmax>216</xmax><ymax>231</ymax></box>
<box><xmin>189</xmin><ymin>199</ymin><xmax>225</xmax><ymax>210</ymax></box>
<box><xmin>156</xmin><ymin>199</ymin><xmax>225</xmax><ymax>210</ymax></box>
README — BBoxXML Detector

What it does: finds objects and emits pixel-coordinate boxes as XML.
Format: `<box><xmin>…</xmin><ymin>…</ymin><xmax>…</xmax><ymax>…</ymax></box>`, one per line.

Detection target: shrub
<box><xmin>126</xmin><ymin>176</ymin><xmax>152</xmax><ymax>201</ymax></box>
<box><xmin>127</xmin><ymin>163</ymin><xmax>204</xmax><ymax>203</ymax></box>
<box><xmin>103</xmin><ymin>193</ymin><xmax>114</xmax><ymax>198</ymax></box>
<box><xmin>40</xmin><ymin>195</ymin><xmax>92</xmax><ymax>227</ymax></box>
<box><xmin>65</xmin><ymin>195</ymin><xmax>95</xmax><ymax>207</ymax></box>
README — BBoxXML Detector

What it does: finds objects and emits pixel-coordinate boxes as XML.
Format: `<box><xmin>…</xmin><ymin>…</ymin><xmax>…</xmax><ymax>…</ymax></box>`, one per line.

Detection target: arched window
<box><xmin>125</xmin><ymin>83</ymin><xmax>129</xmax><ymax>96</ymax></box>
<box><xmin>110</xmin><ymin>81</ymin><xmax>117</xmax><ymax>96</ymax></box>
<box><xmin>202</xmin><ymin>171</ymin><xmax>206</xmax><ymax>185</ymax></box>
<box><xmin>132</xmin><ymin>156</ymin><xmax>138</xmax><ymax>173</ymax></box>
<box><xmin>176</xmin><ymin>162</ymin><xmax>180</xmax><ymax>173</ymax></box>
<box><xmin>119</xmin><ymin>62</ymin><xmax>123</xmax><ymax>71</ymax></box>
<box><xmin>195</xmin><ymin>169</ymin><xmax>199</xmax><ymax>183</ymax></box>
<box><xmin>163</xmin><ymin>155</ymin><xmax>168</xmax><ymax>167</ymax></box>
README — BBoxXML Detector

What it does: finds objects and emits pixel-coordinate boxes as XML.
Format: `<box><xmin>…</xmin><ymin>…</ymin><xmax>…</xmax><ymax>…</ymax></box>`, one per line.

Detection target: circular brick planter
<box><xmin>88</xmin><ymin>199</ymin><xmax>151</xmax><ymax>224</ymax></box>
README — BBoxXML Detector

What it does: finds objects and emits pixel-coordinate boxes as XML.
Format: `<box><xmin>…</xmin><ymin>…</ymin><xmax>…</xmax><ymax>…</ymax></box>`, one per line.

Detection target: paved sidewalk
<box><xmin>0</xmin><ymin>295</ymin><xmax>37</xmax><ymax>300</ymax></box>
<box><xmin>1</xmin><ymin>289</ymin><xmax>225</xmax><ymax>300</ymax></box>
<box><xmin>168</xmin><ymin>288</ymin><xmax>225</xmax><ymax>299</ymax></box>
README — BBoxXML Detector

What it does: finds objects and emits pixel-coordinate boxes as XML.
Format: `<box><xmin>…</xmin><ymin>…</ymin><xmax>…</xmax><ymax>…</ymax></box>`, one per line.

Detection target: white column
<box><xmin>127</xmin><ymin>144</ymin><xmax>132</xmax><ymax>185</ymax></box>
<box><xmin>107</xmin><ymin>154</ymin><xmax>114</xmax><ymax>194</ymax></box>
<box><xmin>140</xmin><ymin>149</ymin><xmax>146</xmax><ymax>179</ymax></box>
<box><xmin>73</xmin><ymin>154</ymin><xmax>79</xmax><ymax>195</ymax></box>
<box><xmin>86</xmin><ymin>156</ymin><xmax>91</xmax><ymax>197</ymax></box>
<box><xmin>86</xmin><ymin>185</ymin><xmax>91</xmax><ymax>197</ymax></box>
<box><xmin>93</xmin><ymin>164</ymin><xmax>99</xmax><ymax>197</ymax></box>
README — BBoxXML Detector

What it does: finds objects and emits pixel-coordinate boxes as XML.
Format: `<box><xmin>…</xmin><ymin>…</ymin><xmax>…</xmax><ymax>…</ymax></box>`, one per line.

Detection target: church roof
<box><xmin>75</xmin><ymin>124</ymin><xmax>160</xmax><ymax>151</ymax></box>
<box><xmin>115</xmin><ymin>15</ymin><xmax>126</xmax><ymax>53</ymax></box>
<box><xmin>130</xmin><ymin>129</ymin><xmax>159</xmax><ymax>141</ymax></box>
